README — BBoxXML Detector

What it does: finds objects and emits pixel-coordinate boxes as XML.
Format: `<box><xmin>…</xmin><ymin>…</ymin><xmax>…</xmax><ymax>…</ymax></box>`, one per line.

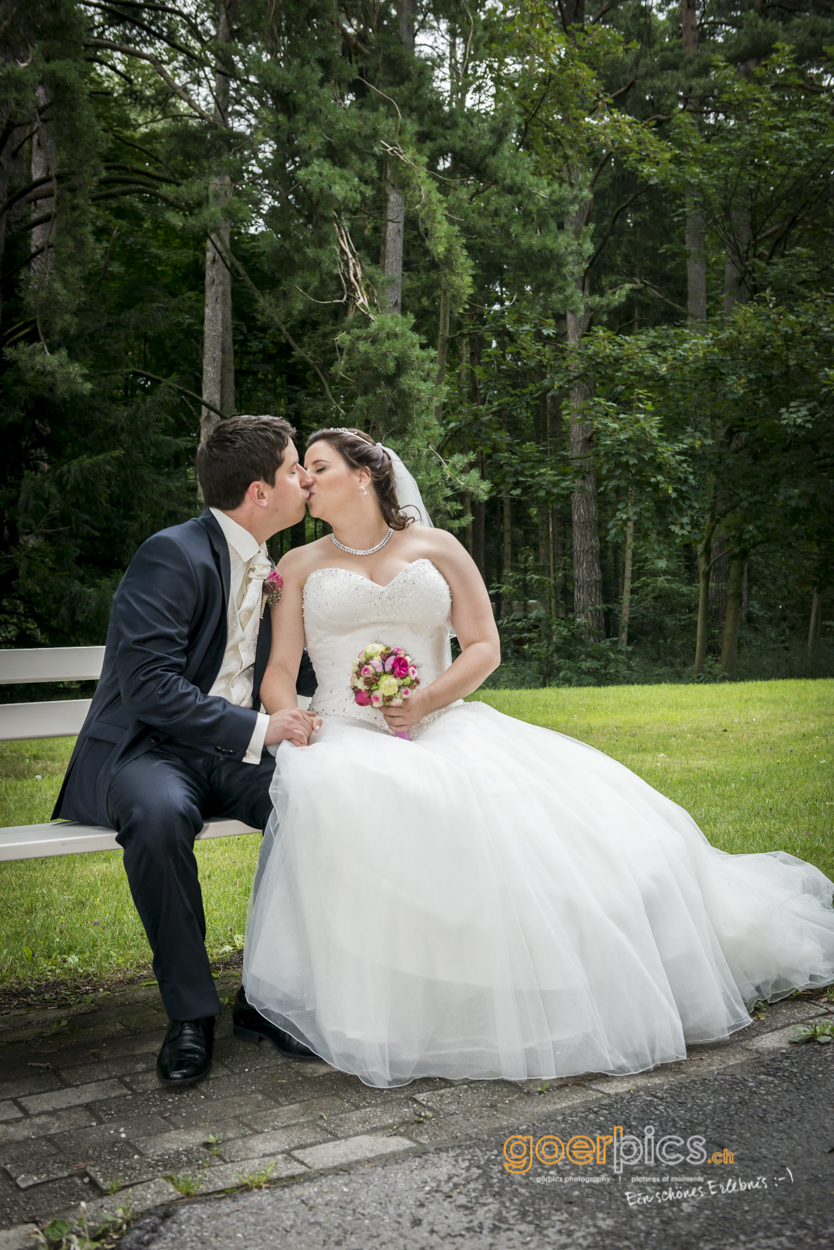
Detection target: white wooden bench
<box><xmin>0</xmin><ymin>647</ymin><xmax>260</xmax><ymax>861</ymax></box>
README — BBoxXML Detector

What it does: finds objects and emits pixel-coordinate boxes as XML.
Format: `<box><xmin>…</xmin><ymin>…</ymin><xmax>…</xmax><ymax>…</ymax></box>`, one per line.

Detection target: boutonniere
<box><xmin>260</xmin><ymin>569</ymin><xmax>283</xmax><ymax>618</ymax></box>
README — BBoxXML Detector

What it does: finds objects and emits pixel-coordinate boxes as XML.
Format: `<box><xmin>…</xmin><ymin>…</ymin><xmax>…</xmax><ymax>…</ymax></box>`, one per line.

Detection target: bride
<box><xmin>240</xmin><ymin>426</ymin><xmax>834</xmax><ymax>1090</ymax></box>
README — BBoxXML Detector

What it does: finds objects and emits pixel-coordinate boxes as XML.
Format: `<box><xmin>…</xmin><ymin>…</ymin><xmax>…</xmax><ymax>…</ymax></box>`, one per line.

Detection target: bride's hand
<box><xmin>382</xmin><ymin>691</ymin><xmax>429</xmax><ymax>736</ymax></box>
<box><xmin>265</xmin><ymin>708</ymin><xmax>322</xmax><ymax>747</ymax></box>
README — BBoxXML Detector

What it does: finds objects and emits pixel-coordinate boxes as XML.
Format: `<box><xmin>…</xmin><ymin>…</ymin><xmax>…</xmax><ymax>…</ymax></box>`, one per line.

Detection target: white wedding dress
<box><xmin>243</xmin><ymin>558</ymin><xmax>834</xmax><ymax>1089</ymax></box>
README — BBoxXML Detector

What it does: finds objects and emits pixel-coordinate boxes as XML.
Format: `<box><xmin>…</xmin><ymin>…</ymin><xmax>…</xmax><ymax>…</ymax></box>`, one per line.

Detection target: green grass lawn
<box><xmin>1</xmin><ymin>679</ymin><xmax>832</xmax><ymax>991</ymax></box>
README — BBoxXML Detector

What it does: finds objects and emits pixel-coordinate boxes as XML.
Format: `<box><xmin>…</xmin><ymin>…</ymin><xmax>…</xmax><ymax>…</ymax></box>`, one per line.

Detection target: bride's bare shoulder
<box><xmin>414</xmin><ymin>525</ymin><xmax>467</xmax><ymax>561</ymax></box>
<box><xmin>410</xmin><ymin>525</ymin><xmax>487</xmax><ymax>590</ymax></box>
<box><xmin>277</xmin><ymin>535</ymin><xmax>332</xmax><ymax>579</ymax></box>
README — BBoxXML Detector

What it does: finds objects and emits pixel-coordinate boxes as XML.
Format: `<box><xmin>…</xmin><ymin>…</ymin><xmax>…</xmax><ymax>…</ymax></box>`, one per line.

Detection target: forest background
<box><xmin>1</xmin><ymin>0</ymin><xmax>833</xmax><ymax>690</ymax></box>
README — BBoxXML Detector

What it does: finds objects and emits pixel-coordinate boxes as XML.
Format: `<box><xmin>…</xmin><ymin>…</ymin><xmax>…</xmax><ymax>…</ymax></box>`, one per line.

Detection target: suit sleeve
<box><xmin>296</xmin><ymin>648</ymin><xmax>317</xmax><ymax>697</ymax></box>
<box><xmin>112</xmin><ymin>532</ymin><xmax>258</xmax><ymax>760</ymax></box>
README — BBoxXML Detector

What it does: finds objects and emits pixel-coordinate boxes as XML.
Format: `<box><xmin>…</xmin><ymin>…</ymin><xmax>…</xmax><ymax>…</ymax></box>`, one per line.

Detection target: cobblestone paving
<box><xmin>0</xmin><ymin>972</ymin><xmax>830</xmax><ymax>1248</ymax></box>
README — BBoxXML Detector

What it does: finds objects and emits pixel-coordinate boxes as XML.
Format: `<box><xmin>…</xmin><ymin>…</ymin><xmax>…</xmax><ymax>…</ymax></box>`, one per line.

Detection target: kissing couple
<box><xmin>55</xmin><ymin>415</ymin><xmax>834</xmax><ymax>1090</ymax></box>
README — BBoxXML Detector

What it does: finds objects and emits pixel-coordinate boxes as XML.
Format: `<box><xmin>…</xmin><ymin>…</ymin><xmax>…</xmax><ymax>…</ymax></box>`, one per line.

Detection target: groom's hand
<box><xmin>264</xmin><ymin>709</ymin><xmax>321</xmax><ymax>748</ymax></box>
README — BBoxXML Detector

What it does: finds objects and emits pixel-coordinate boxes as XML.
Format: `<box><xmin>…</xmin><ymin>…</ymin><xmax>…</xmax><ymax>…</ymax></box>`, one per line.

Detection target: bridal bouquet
<box><xmin>351</xmin><ymin>643</ymin><xmax>420</xmax><ymax>740</ymax></box>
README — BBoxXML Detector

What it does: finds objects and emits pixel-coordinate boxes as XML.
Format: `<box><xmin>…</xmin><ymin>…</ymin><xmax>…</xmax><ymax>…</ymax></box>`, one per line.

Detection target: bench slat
<box><xmin>0</xmin><ymin>700</ymin><xmax>91</xmax><ymax>741</ymax></box>
<box><xmin>0</xmin><ymin>646</ymin><xmax>105</xmax><ymax>684</ymax></box>
<box><xmin>0</xmin><ymin>818</ymin><xmax>259</xmax><ymax>862</ymax></box>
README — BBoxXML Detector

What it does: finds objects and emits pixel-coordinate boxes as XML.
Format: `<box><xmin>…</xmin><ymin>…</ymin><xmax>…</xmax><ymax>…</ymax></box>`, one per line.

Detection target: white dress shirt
<box><xmin>208</xmin><ymin>508</ymin><xmax>271</xmax><ymax>764</ymax></box>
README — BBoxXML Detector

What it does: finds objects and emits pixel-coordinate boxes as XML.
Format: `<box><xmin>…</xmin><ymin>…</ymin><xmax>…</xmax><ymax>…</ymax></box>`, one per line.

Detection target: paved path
<box><xmin>116</xmin><ymin>1037</ymin><xmax>834</xmax><ymax>1250</ymax></box>
<box><xmin>0</xmin><ymin>975</ymin><xmax>831</xmax><ymax>1248</ymax></box>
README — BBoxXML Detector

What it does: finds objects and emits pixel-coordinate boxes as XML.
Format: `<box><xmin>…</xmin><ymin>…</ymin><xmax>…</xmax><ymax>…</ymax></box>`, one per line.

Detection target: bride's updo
<box><xmin>306</xmin><ymin>427</ymin><xmax>414</xmax><ymax>531</ymax></box>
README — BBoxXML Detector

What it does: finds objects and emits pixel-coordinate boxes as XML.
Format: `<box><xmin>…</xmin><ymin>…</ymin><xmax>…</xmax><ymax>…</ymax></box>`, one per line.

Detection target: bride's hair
<box><xmin>306</xmin><ymin>427</ymin><xmax>413</xmax><ymax>531</ymax></box>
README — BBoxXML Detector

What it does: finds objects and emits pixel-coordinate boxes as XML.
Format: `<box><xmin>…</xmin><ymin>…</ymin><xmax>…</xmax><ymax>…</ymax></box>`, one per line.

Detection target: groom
<box><xmin>53</xmin><ymin>415</ymin><xmax>321</xmax><ymax>1086</ymax></box>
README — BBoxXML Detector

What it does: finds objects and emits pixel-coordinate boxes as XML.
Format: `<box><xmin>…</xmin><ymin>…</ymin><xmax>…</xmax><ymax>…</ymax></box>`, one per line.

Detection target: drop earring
<box><xmin>360</xmin><ymin>484</ymin><xmax>368</xmax><ymax>495</ymax></box>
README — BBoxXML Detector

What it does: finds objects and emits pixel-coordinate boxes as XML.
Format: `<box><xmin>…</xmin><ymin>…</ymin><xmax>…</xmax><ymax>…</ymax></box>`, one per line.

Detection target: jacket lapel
<box><xmin>195</xmin><ymin>509</ymin><xmax>231</xmax><ymax>692</ymax></box>
<box><xmin>198</xmin><ymin>508</ymin><xmax>231</xmax><ymax>613</ymax></box>
<box><xmin>201</xmin><ymin>508</ymin><xmax>271</xmax><ymax>710</ymax></box>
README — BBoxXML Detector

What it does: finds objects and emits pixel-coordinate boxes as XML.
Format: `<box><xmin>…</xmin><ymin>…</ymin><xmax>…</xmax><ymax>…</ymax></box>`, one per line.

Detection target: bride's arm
<box><xmin>382</xmin><ymin>530</ymin><xmax>500</xmax><ymax>735</ymax></box>
<box><xmin>260</xmin><ymin>551</ymin><xmax>321</xmax><ymax>744</ymax></box>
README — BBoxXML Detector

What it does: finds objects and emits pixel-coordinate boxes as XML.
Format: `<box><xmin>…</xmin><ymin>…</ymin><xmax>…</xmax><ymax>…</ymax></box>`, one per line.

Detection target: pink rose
<box><xmin>354</xmin><ymin>690</ymin><xmax>371</xmax><ymax>706</ymax></box>
<box><xmin>391</xmin><ymin>655</ymin><xmax>409</xmax><ymax>679</ymax></box>
<box><xmin>402</xmin><ymin>687</ymin><xmax>411</xmax><ymax>698</ymax></box>
<box><xmin>409</xmin><ymin>666</ymin><xmax>417</xmax><ymax>677</ymax></box>
<box><xmin>370</xmin><ymin>693</ymin><xmax>382</xmax><ymax>705</ymax></box>
<box><xmin>361</xmin><ymin>665</ymin><xmax>373</xmax><ymax>677</ymax></box>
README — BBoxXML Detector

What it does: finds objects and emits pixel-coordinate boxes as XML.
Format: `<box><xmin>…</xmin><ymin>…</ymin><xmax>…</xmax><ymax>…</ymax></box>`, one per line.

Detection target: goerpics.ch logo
<box><xmin>503</xmin><ymin>1125</ymin><xmax>730</xmax><ymax>1175</ymax></box>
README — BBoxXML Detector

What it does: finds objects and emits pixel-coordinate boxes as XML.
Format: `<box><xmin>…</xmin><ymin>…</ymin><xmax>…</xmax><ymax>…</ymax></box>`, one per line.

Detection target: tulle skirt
<box><xmin>243</xmin><ymin>702</ymin><xmax>834</xmax><ymax>1089</ymax></box>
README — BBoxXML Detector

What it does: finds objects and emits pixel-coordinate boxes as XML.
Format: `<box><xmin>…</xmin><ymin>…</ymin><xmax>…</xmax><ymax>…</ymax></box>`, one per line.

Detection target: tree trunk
<box><xmin>0</xmin><ymin>20</ymin><xmax>27</xmax><ymax>301</ymax></box>
<box><xmin>694</xmin><ymin>497</ymin><xmax>717</xmax><ymax>675</ymax></box>
<box><xmin>502</xmin><ymin>485</ymin><xmax>512</xmax><ymax>617</ymax></box>
<box><xmin>468</xmin><ymin>344</ymin><xmax>487</xmax><ymax>580</ymax></box>
<box><xmin>397</xmin><ymin>0</ymin><xmax>415</xmax><ymax>48</ymax></box>
<box><xmin>472</xmin><ymin>496</ymin><xmax>486</xmax><ymax>580</ymax></box>
<box><xmin>723</xmin><ymin>210</ymin><xmax>750</xmax><ymax>322</ymax></box>
<box><xmin>201</xmin><ymin>1</ymin><xmax>235</xmax><ymax>443</ymax></box>
<box><xmin>560</xmin><ymin>0</ymin><xmax>586</xmax><ymax>27</ymax></box>
<box><xmin>30</xmin><ymin>85</ymin><xmax>56</xmax><ymax>286</ymax></box>
<box><xmin>719</xmin><ymin>553</ymin><xmax>747</xmax><ymax>677</ymax></box>
<box><xmin>682</xmin><ymin>1</ymin><xmax>706</xmax><ymax>324</ymax></box>
<box><xmin>808</xmin><ymin>589</ymin><xmax>822</xmax><ymax>657</ymax></box>
<box><xmin>379</xmin><ymin>1</ymin><xmax>416</xmax><ymax>316</ymax></box>
<box><xmin>709</xmin><ymin>534</ymin><xmax>730</xmax><ymax>642</ymax></box>
<box><xmin>433</xmin><ymin>279</ymin><xmax>451</xmax><ymax>423</ymax></box>
<box><xmin>694</xmin><ymin>545</ymin><xmax>712</xmax><ymax>676</ymax></box>
<box><xmin>566</xmin><ymin>188</ymin><xmax>603</xmax><ymax>640</ymax></box>
<box><xmin>568</xmin><ymin>369</ymin><xmax>603</xmax><ymax>640</ymax></box>
<box><xmin>685</xmin><ymin>196</ymin><xmax>707</xmax><ymax>323</ymax></box>
<box><xmin>619</xmin><ymin>511</ymin><xmax>634</xmax><ymax>650</ymax></box>
<box><xmin>0</xmin><ymin>122</ymin><xmax>23</xmax><ymax>319</ymax></box>
<box><xmin>567</xmin><ymin>298</ymin><xmax>603</xmax><ymax>639</ymax></box>
<box><xmin>545</xmin><ymin>388</ymin><xmax>566</xmax><ymax>617</ymax></box>
<box><xmin>288</xmin><ymin>517</ymin><xmax>307</xmax><ymax>550</ymax></box>
<box><xmin>380</xmin><ymin>173</ymin><xmax>405</xmax><ymax>314</ymax></box>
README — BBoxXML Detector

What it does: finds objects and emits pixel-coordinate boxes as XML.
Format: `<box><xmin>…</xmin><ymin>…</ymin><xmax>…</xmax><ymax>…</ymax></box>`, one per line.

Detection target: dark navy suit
<box><xmin>54</xmin><ymin>509</ymin><xmax>315</xmax><ymax>1020</ymax></box>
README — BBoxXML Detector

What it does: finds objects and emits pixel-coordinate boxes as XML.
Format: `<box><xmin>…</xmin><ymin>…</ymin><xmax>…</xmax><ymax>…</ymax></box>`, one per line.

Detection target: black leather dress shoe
<box><xmin>232</xmin><ymin>986</ymin><xmax>320</xmax><ymax>1060</ymax></box>
<box><xmin>156</xmin><ymin>1016</ymin><xmax>215</xmax><ymax>1086</ymax></box>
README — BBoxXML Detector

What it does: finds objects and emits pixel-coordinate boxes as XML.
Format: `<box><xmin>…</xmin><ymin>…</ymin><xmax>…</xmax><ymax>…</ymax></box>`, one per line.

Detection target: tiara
<box><xmin>315</xmin><ymin>428</ymin><xmax>390</xmax><ymax>461</ymax></box>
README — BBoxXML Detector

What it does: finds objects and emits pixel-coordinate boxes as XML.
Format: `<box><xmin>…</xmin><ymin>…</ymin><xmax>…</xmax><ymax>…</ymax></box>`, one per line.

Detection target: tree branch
<box><xmin>334</xmin><ymin>21</ymin><xmax>370</xmax><ymax>58</ymax></box>
<box><xmin>21</xmin><ymin>183</ymin><xmax>177</xmax><ymax>231</ymax></box>
<box><xmin>630</xmin><ymin>278</ymin><xmax>688</xmax><ymax>317</ymax></box>
<box><xmin>80</xmin><ymin>0</ymin><xmax>209</xmax><ymax>45</ymax></box>
<box><xmin>86</xmin><ymin>39</ymin><xmax>216</xmax><ymax>123</ymax></box>
<box><xmin>515</xmin><ymin>78</ymin><xmax>553</xmax><ymax>151</ymax></box>
<box><xmin>585</xmin><ymin>186</ymin><xmax>646</xmax><ymax>273</ymax></box>
<box><xmin>212</xmin><ymin>234</ymin><xmax>342</xmax><ymax>411</ymax></box>
<box><xmin>590</xmin><ymin>0</ymin><xmax>612</xmax><ymax>21</ymax></box>
<box><xmin>588</xmin><ymin>151</ymin><xmax>612</xmax><ymax>195</ymax></box>
<box><xmin>127</xmin><ymin>369</ymin><xmax>226</xmax><ymax>419</ymax></box>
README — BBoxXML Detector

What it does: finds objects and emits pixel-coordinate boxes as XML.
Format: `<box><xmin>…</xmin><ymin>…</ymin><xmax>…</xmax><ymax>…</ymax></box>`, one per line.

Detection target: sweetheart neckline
<box><xmin>304</xmin><ymin>557</ymin><xmax>443</xmax><ymax>594</ymax></box>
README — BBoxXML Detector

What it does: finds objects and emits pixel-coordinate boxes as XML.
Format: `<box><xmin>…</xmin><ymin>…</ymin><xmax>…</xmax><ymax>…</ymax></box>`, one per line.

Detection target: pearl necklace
<box><xmin>331</xmin><ymin>527</ymin><xmax>393</xmax><ymax>557</ymax></box>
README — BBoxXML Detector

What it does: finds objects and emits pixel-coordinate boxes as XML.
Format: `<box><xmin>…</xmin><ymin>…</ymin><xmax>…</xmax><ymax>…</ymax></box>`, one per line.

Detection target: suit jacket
<box><xmin>53</xmin><ymin>509</ymin><xmax>316</xmax><ymax>828</ymax></box>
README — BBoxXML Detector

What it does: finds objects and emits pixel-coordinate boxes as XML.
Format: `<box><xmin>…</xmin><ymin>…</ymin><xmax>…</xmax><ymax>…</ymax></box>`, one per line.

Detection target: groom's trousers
<box><xmin>106</xmin><ymin>743</ymin><xmax>276</xmax><ymax>1022</ymax></box>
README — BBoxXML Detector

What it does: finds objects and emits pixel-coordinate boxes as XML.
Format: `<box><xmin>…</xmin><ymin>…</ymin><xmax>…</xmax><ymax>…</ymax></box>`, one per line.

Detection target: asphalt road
<box><xmin>117</xmin><ymin>1038</ymin><xmax>834</xmax><ymax>1250</ymax></box>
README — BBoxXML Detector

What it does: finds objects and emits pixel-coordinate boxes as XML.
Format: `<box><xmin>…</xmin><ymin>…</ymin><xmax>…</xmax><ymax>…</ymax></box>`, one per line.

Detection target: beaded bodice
<box><xmin>303</xmin><ymin>558</ymin><xmax>460</xmax><ymax>733</ymax></box>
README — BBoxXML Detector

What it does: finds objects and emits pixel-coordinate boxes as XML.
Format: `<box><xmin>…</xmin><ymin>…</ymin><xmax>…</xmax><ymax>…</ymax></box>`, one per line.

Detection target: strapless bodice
<box><xmin>302</xmin><ymin>558</ymin><xmax>460</xmax><ymax>732</ymax></box>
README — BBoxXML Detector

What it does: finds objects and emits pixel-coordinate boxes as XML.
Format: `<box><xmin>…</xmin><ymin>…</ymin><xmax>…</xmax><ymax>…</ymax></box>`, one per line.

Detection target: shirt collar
<box><xmin>209</xmin><ymin>507</ymin><xmax>266</xmax><ymax>563</ymax></box>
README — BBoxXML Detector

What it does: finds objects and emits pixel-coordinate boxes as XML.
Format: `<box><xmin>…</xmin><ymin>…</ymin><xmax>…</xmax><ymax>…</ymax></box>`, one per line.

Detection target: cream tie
<box><xmin>237</xmin><ymin>548</ymin><xmax>272</xmax><ymax>632</ymax></box>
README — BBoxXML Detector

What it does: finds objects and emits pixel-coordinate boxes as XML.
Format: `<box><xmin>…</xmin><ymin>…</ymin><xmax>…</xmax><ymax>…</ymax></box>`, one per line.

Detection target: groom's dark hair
<box><xmin>196</xmin><ymin>415</ymin><xmax>296</xmax><ymax>509</ymax></box>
